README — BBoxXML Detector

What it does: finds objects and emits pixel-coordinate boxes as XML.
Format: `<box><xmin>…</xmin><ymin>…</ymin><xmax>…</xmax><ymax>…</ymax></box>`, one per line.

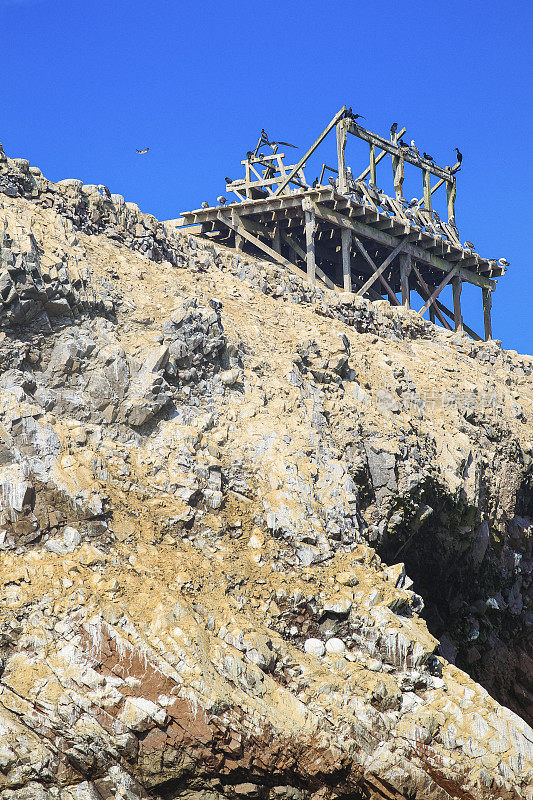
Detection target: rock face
<box><xmin>0</xmin><ymin>148</ymin><xmax>532</xmax><ymax>800</ymax></box>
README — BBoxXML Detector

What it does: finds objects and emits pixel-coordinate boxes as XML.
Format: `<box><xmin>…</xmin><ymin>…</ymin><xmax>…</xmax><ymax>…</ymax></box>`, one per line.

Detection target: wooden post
<box><xmin>336</xmin><ymin>119</ymin><xmax>348</xmax><ymax>194</ymax></box>
<box><xmin>482</xmin><ymin>288</ymin><xmax>492</xmax><ymax>340</ymax></box>
<box><xmin>369</xmin><ymin>143</ymin><xmax>377</xmax><ymax>184</ymax></box>
<box><xmin>340</xmin><ymin>228</ymin><xmax>352</xmax><ymax>292</ymax></box>
<box><xmin>304</xmin><ymin>207</ymin><xmax>316</xmax><ymax>286</ymax></box>
<box><xmin>400</xmin><ymin>253</ymin><xmax>411</xmax><ymax>308</ymax></box>
<box><xmin>273</xmin><ymin>225</ymin><xmax>281</xmax><ymax>254</ymax></box>
<box><xmin>245</xmin><ymin>160</ymin><xmax>252</xmax><ymax>199</ymax></box>
<box><xmin>392</xmin><ymin>152</ymin><xmax>404</xmax><ymax>200</ymax></box>
<box><xmin>423</xmin><ymin>169</ymin><xmax>432</xmax><ymax>211</ymax></box>
<box><xmin>429</xmin><ymin>306</ymin><xmax>436</xmax><ymax>324</ymax></box>
<box><xmin>447</xmin><ymin>177</ymin><xmax>456</xmax><ymax>223</ymax></box>
<box><xmin>235</xmin><ymin>232</ymin><xmax>244</xmax><ymax>252</ymax></box>
<box><xmin>452</xmin><ymin>275</ymin><xmax>463</xmax><ymax>332</ymax></box>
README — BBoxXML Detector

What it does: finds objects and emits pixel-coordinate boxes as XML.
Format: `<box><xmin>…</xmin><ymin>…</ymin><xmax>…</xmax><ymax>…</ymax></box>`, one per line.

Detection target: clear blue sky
<box><xmin>2</xmin><ymin>0</ymin><xmax>532</xmax><ymax>352</ymax></box>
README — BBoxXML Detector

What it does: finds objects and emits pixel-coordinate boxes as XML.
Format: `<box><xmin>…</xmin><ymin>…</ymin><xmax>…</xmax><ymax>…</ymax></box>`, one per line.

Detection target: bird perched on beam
<box><xmin>398</xmin><ymin>139</ymin><xmax>409</xmax><ymax>149</ymax></box>
<box><xmin>422</xmin><ymin>152</ymin><xmax>434</xmax><ymax>162</ymax></box>
<box><xmin>498</xmin><ymin>258</ymin><xmax>510</xmax><ymax>267</ymax></box>
<box><xmin>136</xmin><ymin>147</ymin><xmax>149</xmax><ymax>154</ymax></box>
<box><xmin>454</xmin><ymin>147</ymin><xmax>463</xmax><ymax>164</ymax></box>
<box><xmin>410</xmin><ymin>140</ymin><xmax>420</xmax><ymax>155</ymax></box>
<box><xmin>201</xmin><ymin>201</ymin><xmax>209</xmax><ymax>209</ymax></box>
<box><xmin>390</xmin><ymin>122</ymin><xmax>398</xmax><ymax>136</ymax></box>
<box><xmin>464</xmin><ymin>241</ymin><xmax>475</xmax><ymax>249</ymax></box>
<box><xmin>217</xmin><ymin>196</ymin><xmax>226</xmax><ymax>205</ymax></box>
<box><xmin>225</xmin><ymin>177</ymin><xmax>233</xmax><ymax>184</ymax></box>
<box><xmin>345</xmin><ymin>107</ymin><xmax>365</xmax><ymax>121</ymax></box>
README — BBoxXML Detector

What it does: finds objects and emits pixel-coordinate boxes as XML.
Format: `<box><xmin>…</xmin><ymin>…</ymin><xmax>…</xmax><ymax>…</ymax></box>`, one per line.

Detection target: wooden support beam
<box><xmin>411</xmin><ymin>263</ymin><xmax>452</xmax><ymax>330</ymax></box>
<box><xmin>351</xmin><ymin>236</ymin><xmax>400</xmax><ymax>305</ymax></box>
<box><xmin>340</xmin><ymin>228</ymin><xmax>352</xmax><ymax>292</ymax></box>
<box><xmin>429</xmin><ymin>162</ymin><xmax>460</xmax><ymax>196</ymax></box>
<box><xmin>435</xmin><ymin>299</ymin><xmax>482</xmax><ymax>341</ymax></box>
<box><xmin>280</xmin><ymin>230</ymin><xmax>337</xmax><ymax>290</ymax></box>
<box><xmin>311</xmin><ymin>201</ymin><xmax>495</xmax><ymax>290</ymax></box>
<box><xmin>355</xmin><ymin>236</ymin><xmax>412</xmax><ymax>299</ymax></box>
<box><xmin>482</xmin><ymin>288</ymin><xmax>493</xmax><ymax>341</ymax></box>
<box><xmin>452</xmin><ymin>276</ymin><xmax>463</xmax><ymax>332</ymax></box>
<box><xmin>369</xmin><ymin>143</ymin><xmax>377</xmax><ymax>184</ymax></box>
<box><xmin>274</xmin><ymin>106</ymin><xmax>347</xmax><ymax>197</ymax></box>
<box><xmin>273</xmin><ymin>225</ymin><xmax>281</xmax><ymax>254</ymax></box>
<box><xmin>392</xmin><ymin>152</ymin><xmax>404</xmax><ymax>200</ymax></box>
<box><xmin>447</xmin><ymin>178</ymin><xmax>457</xmax><ymax>224</ymax></box>
<box><xmin>400</xmin><ymin>252</ymin><xmax>411</xmax><ymax>308</ymax></box>
<box><xmin>336</xmin><ymin>118</ymin><xmax>349</xmax><ymax>194</ymax></box>
<box><xmin>357</xmin><ymin>127</ymin><xmax>407</xmax><ymax>181</ymax></box>
<box><xmin>304</xmin><ymin>207</ymin><xmax>316</xmax><ymax>286</ymax></box>
<box><xmin>235</xmin><ymin>231</ymin><xmax>245</xmax><ymax>252</ymax></box>
<box><xmin>423</xmin><ymin>169</ymin><xmax>432</xmax><ymax>211</ymax></box>
<box><xmin>418</xmin><ymin>267</ymin><xmax>458</xmax><ymax>316</ymax></box>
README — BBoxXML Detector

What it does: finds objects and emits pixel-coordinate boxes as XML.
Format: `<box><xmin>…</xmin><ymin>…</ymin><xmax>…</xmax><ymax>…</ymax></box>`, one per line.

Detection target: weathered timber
<box><xmin>400</xmin><ymin>252</ymin><xmax>411</xmax><ymax>308</ymax></box>
<box><xmin>340</xmin><ymin>228</ymin><xmax>352</xmax><ymax>292</ymax></box>
<box><xmin>351</xmin><ymin>235</ymin><xmax>400</xmax><ymax>306</ymax></box>
<box><xmin>452</xmin><ymin>275</ymin><xmax>463</xmax><ymax>332</ymax></box>
<box><xmin>418</xmin><ymin>267</ymin><xmax>459</xmax><ymax>316</ymax></box>
<box><xmin>482</xmin><ymin>288</ymin><xmax>493</xmax><ymax>341</ymax></box>
<box><xmin>357</xmin><ymin>127</ymin><xmax>407</xmax><ymax>181</ymax></box>
<box><xmin>411</xmin><ymin>263</ymin><xmax>452</xmax><ymax>330</ymax></box>
<box><xmin>304</xmin><ymin>205</ymin><xmax>317</xmax><ymax>286</ymax></box>
<box><xmin>355</xmin><ymin>236</ymin><xmax>413</xmax><ymax>298</ymax></box>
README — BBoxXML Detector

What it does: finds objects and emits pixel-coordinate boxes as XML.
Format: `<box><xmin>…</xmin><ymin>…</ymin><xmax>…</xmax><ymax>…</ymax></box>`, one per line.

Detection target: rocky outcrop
<box><xmin>0</xmin><ymin>149</ymin><xmax>531</xmax><ymax>800</ymax></box>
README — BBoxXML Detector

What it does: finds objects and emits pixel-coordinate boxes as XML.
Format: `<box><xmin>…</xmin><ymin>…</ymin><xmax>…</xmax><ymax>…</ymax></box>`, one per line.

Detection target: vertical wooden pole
<box><xmin>235</xmin><ymin>232</ymin><xmax>244</xmax><ymax>252</ymax></box>
<box><xmin>452</xmin><ymin>276</ymin><xmax>463</xmax><ymax>332</ymax></box>
<box><xmin>336</xmin><ymin>120</ymin><xmax>348</xmax><ymax>194</ymax></box>
<box><xmin>423</xmin><ymin>169</ymin><xmax>432</xmax><ymax>211</ymax></box>
<box><xmin>392</xmin><ymin>153</ymin><xmax>404</xmax><ymax>200</ymax></box>
<box><xmin>341</xmin><ymin>228</ymin><xmax>352</xmax><ymax>292</ymax></box>
<box><xmin>429</xmin><ymin>306</ymin><xmax>436</xmax><ymax>324</ymax></box>
<box><xmin>273</xmin><ymin>225</ymin><xmax>281</xmax><ymax>254</ymax></box>
<box><xmin>304</xmin><ymin>208</ymin><xmax>316</xmax><ymax>286</ymax></box>
<box><xmin>245</xmin><ymin>160</ymin><xmax>252</xmax><ymax>199</ymax></box>
<box><xmin>447</xmin><ymin>177</ymin><xmax>457</xmax><ymax>223</ymax></box>
<box><xmin>400</xmin><ymin>253</ymin><xmax>411</xmax><ymax>308</ymax></box>
<box><xmin>369</xmin><ymin>143</ymin><xmax>377</xmax><ymax>184</ymax></box>
<box><xmin>482</xmin><ymin>288</ymin><xmax>492</xmax><ymax>341</ymax></box>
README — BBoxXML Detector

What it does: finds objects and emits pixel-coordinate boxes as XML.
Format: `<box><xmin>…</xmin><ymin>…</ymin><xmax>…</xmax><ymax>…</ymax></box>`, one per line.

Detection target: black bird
<box><xmin>217</xmin><ymin>196</ymin><xmax>226</xmax><ymax>205</ymax></box>
<box><xmin>454</xmin><ymin>147</ymin><xmax>463</xmax><ymax>164</ymax></box>
<box><xmin>259</xmin><ymin>129</ymin><xmax>297</xmax><ymax>149</ymax></box>
<box><xmin>498</xmin><ymin>258</ymin><xmax>510</xmax><ymax>267</ymax></box>
<box><xmin>136</xmin><ymin>147</ymin><xmax>149</xmax><ymax>154</ymax></box>
<box><xmin>398</xmin><ymin>139</ymin><xmax>409</xmax><ymax>148</ymax></box>
<box><xmin>390</xmin><ymin>122</ymin><xmax>398</xmax><ymax>135</ymax></box>
<box><xmin>225</xmin><ymin>177</ymin><xmax>233</xmax><ymax>184</ymax></box>
<box><xmin>423</xmin><ymin>152</ymin><xmax>434</xmax><ymax>161</ymax></box>
<box><xmin>246</xmin><ymin>151</ymin><xmax>254</xmax><ymax>160</ymax></box>
<box><xmin>346</xmin><ymin>107</ymin><xmax>365</xmax><ymax>121</ymax></box>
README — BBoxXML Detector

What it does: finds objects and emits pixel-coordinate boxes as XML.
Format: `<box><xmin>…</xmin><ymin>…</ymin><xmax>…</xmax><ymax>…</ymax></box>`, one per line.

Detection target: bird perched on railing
<box><xmin>464</xmin><ymin>241</ymin><xmax>475</xmax><ymax>250</ymax></box>
<box><xmin>454</xmin><ymin>147</ymin><xmax>463</xmax><ymax>164</ymax></box>
<box><xmin>225</xmin><ymin>177</ymin><xmax>233</xmax><ymax>184</ymax></box>
<box><xmin>390</xmin><ymin>122</ymin><xmax>398</xmax><ymax>136</ymax></box>
<box><xmin>422</xmin><ymin>152</ymin><xmax>434</xmax><ymax>162</ymax></box>
<box><xmin>217</xmin><ymin>196</ymin><xmax>226</xmax><ymax>205</ymax></box>
<box><xmin>410</xmin><ymin>140</ymin><xmax>420</xmax><ymax>155</ymax></box>
<box><xmin>398</xmin><ymin>139</ymin><xmax>409</xmax><ymax>149</ymax></box>
<box><xmin>201</xmin><ymin>201</ymin><xmax>209</xmax><ymax>209</ymax></box>
<box><xmin>498</xmin><ymin>258</ymin><xmax>510</xmax><ymax>267</ymax></box>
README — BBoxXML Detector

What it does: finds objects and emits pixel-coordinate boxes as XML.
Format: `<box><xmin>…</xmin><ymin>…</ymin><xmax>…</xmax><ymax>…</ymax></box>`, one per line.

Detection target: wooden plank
<box><xmin>280</xmin><ymin>230</ymin><xmax>337</xmax><ymax>290</ymax></box>
<box><xmin>346</xmin><ymin>121</ymin><xmax>453</xmax><ymax>182</ymax></box>
<box><xmin>482</xmin><ymin>288</ymin><xmax>493</xmax><ymax>340</ymax></box>
<box><xmin>336</xmin><ymin>118</ymin><xmax>348</xmax><ymax>193</ymax></box>
<box><xmin>430</xmin><ymin>162</ymin><xmax>460</xmax><ymax>195</ymax></box>
<box><xmin>447</xmin><ymin>178</ymin><xmax>457</xmax><ymax>223</ymax></box>
<box><xmin>411</xmin><ymin>263</ymin><xmax>452</xmax><ymax>330</ymax></box>
<box><xmin>418</xmin><ymin>267</ymin><xmax>458</xmax><ymax>315</ymax></box>
<box><xmin>355</xmin><ymin>236</ymin><xmax>412</xmax><ymax>298</ymax></box>
<box><xmin>311</xmin><ymin>201</ymin><xmax>495</xmax><ymax>290</ymax></box>
<box><xmin>304</xmin><ymin>207</ymin><xmax>316</xmax><ymax>286</ymax></box>
<box><xmin>341</xmin><ymin>228</ymin><xmax>352</xmax><ymax>292</ymax></box>
<box><xmin>369</xmin><ymin>143</ymin><xmax>377</xmax><ymax>184</ymax></box>
<box><xmin>452</xmin><ymin>275</ymin><xmax>463</xmax><ymax>332</ymax></box>
<box><xmin>357</xmin><ymin>127</ymin><xmax>407</xmax><ymax>181</ymax></box>
<box><xmin>351</xmin><ymin>236</ymin><xmax>400</xmax><ymax>305</ymax></box>
<box><xmin>400</xmin><ymin>252</ymin><xmax>411</xmax><ymax>308</ymax></box>
<box><xmin>423</xmin><ymin>169</ymin><xmax>432</xmax><ymax>211</ymax></box>
<box><xmin>274</xmin><ymin>106</ymin><xmax>347</xmax><ymax>197</ymax></box>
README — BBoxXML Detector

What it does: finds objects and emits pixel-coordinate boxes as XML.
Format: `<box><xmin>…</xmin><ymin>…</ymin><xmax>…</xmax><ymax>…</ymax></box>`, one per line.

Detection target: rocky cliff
<box><xmin>0</xmin><ymin>146</ymin><xmax>531</xmax><ymax>800</ymax></box>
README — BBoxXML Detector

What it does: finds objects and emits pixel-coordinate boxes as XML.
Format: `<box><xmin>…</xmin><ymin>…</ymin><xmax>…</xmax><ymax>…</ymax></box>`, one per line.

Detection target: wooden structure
<box><xmin>178</xmin><ymin>107</ymin><xmax>507</xmax><ymax>340</ymax></box>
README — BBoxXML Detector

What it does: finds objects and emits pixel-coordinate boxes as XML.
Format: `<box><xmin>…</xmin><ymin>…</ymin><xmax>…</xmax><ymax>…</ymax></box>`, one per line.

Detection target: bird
<box><xmin>136</xmin><ymin>148</ymin><xmax>149</xmax><ymax>154</ymax></box>
<box><xmin>246</xmin><ymin>151</ymin><xmax>254</xmax><ymax>160</ymax></box>
<box><xmin>328</xmin><ymin>176</ymin><xmax>337</xmax><ymax>188</ymax></box>
<box><xmin>346</xmin><ymin>107</ymin><xmax>365</xmax><ymax>121</ymax></box>
<box><xmin>201</xmin><ymin>201</ymin><xmax>209</xmax><ymax>209</ymax></box>
<box><xmin>390</xmin><ymin>122</ymin><xmax>398</xmax><ymax>135</ymax></box>
<box><xmin>97</xmin><ymin>184</ymin><xmax>111</xmax><ymax>198</ymax></box>
<box><xmin>217</xmin><ymin>196</ymin><xmax>226</xmax><ymax>205</ymax></box>
<box><xmin>464</xmin><ymin>241</ymin><xmax>475</xmax><ymax>249</ymax></box>
<box><xmin>422</xmin><ymin>152</ymin><xmax>434</xmax><ymax>162</ymax></box>
<box><xmin>498</xmin><ymin>258</ymin><xmax>510</xmax><ymax>266</ymax></box>
<box><xmin>454</xmin><ymin>147</ymin><xmax>463</xmax><ymax>164</ymax></box>
<box><xmin>259</xmin><ymin>129</ymin><xmax>297</xmax><ymax>149</ymax></box>
<box><xmin>410</xmin><ymin>140</ymin><xmax>420</xmax><ymax>155</ymax></box>
<box><xmin>398</xmin><ymin>139</ymin><xmax>409</xmax><ymax>149</ymax></box>
<box><xmin>433</xmin><ymin>210</ymin><xmax>441</xmax><ymax>223</ymax></box>
<box><xmin>225</xmin><ymin>177</ymin><xmax>233</xmax><ymax>184</ymax></box>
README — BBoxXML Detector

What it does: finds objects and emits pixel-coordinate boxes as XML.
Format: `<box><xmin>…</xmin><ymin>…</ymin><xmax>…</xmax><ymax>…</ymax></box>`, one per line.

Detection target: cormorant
<box><xmin>454</xmin><ymin>147</ymin><xmax>463</xmax><ymax>164</ymax></box>
<box><xmin>217</xmin><ymin>196</ymin><xmax>226</xmax><ymax>205</ymax></box>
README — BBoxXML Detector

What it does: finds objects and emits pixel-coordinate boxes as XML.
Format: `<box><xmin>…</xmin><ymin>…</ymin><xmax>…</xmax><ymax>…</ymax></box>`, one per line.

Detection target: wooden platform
<box><xmin>177</xmin><ymin>108</ymin><xmax>507</xmax><ymax>341</ymax></box>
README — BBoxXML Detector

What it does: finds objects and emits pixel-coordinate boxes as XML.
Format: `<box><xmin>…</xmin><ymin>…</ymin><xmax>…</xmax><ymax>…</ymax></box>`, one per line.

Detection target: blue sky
<box><xmin>1</xmin><ymin>0</ymin><xmax>531</xmax><ymax>352</ymax></box>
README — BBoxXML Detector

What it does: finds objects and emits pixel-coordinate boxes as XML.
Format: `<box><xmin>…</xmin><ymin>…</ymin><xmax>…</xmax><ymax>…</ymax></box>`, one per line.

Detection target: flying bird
<box><xmin>498</xmin><ymin>258</ymin><xmax>510</xmax><ymax>266</ymax></box>
<box><xmin>454</xmin><ymin>147</ymin><xmax>463</xmax><ymax>164</ymax></box>
<box><xmin>390</xmin><ymin>122</ymin><xmax>398</xmax><ymax>135</ymax></box>
<box><xmin>422</xmin><ymin>152</ymin><xmax>434</xmax><ymax>162</ymax></box>
<box><xmin>201</xmin><ymin>201</ymin><xmax>209</xmax><ymax>209</ymax></box>
<box><xmin>217</xmin><ymin>196</ymin><xmax>226</xmax><ymax>205</ymax></box>
<box><xmin>136</xmin><ymin>148</ymin><xmax>149</xmax><ymax>154</ymax></box>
